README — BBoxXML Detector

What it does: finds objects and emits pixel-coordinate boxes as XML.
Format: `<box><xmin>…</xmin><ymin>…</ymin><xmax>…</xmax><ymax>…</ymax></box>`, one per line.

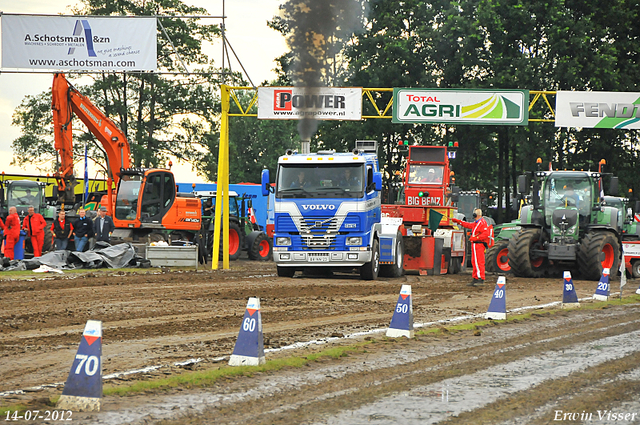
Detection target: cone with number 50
<box><xmin>57</xmin><ymin>320</ymin><xmax>103</xmax><ymax>412</ymax></box>
<box><xmin>229</xmin><ymin>297</ymin><xmax>265</xmax><ymax>366</ymax></box>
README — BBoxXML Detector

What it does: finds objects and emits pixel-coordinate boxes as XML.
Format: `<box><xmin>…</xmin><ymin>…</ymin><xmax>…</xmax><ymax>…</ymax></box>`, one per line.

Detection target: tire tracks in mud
<box><xmin>73</xmin><ymin>305</ymin><xmax>640</xmax><ymax>425</ymax></box>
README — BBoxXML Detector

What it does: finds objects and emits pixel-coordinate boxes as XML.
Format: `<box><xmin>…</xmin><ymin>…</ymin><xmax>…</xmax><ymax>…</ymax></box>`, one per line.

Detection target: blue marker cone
<box><xmin>56</xmin><ymin>320</ymin><xmax>102</xmax><ymax>412</ymax></box>
<box><xmin>593</xmin><ymin>268</ymin><xmax>610</xmax><ymax>301</ymax></box>
<box><xmin>562</xmin><ymin>271</ymin><xmax>580</xmax><ymax>308</ymax></box>
<box><xmin>386</xmin><ymin>285</ymin><xmax>413</xmax><ymax>338</ymax></box>
<box><xmin>229</xmin><ymin>297</ymin><xmax>265</xmax><ymax>366</ymax></box>
<box><xmin>485</xmin><ymin>276</ymin><xmax>507</xmax><ymax>320</ymax></box>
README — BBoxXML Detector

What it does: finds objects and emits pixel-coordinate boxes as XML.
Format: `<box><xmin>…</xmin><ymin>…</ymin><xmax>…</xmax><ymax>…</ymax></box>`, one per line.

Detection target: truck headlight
<box><xmin>276</xmin><ymin>237</ymin><xmax>291</xmax><ymax>246</ymax></box>
<box><xmin>346</xmin><ymin>236</ymin><xmax>362</xmax><ymax>246</ymax></box>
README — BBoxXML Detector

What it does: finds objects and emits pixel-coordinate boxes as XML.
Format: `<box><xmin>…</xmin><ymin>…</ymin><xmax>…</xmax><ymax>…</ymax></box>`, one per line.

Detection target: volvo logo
<box><xmin>301</xmin><ymin>204</ymin><xmax>336</xmax><ymax>210</ymax></box>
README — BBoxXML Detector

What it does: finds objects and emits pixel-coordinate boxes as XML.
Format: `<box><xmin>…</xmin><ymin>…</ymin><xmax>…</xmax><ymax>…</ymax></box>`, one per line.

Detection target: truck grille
<box><xmin>296</xmin><ymin>216</ymin><xmax>338</xmax><ymax>250</ymax></box>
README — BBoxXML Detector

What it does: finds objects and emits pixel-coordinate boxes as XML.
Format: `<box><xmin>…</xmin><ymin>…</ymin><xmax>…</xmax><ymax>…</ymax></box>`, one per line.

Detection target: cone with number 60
<box><xmin>229</xmin><ymin>297</ymin><xmax>265</xmax><ymax>366</ymax></box>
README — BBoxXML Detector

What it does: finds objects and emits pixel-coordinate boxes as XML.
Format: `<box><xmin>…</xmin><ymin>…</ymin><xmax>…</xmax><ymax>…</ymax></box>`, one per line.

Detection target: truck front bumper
<box><xmin>273</xmin><ymin>249</ymin><xmax>372</xmax><ymax>267</ymax></box>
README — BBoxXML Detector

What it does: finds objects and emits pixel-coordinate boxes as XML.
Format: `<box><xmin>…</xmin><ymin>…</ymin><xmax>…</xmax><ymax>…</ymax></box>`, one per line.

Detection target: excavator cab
<box><xmin>115</xmin><ymin>169</ymin><xmax>175</xmax><ymax>224</ymax></box>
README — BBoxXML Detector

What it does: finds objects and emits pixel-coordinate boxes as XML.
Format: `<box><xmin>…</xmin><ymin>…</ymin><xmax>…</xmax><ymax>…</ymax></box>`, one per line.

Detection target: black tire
<box><xmin>632</xmin><ymin>260</ymin><xmax>640</xmax><ymax>279</ymax></box>
<box><xmin>380</xmin><ymin>233</ymin><xmax>404</xmax><ymax>278</ymax></box>
<box><xmin>360</xmin><ymin>238</ymin><xmax>380</xmax><ymax>280</ymax></box>
<box><xmin>219</xmin><ymin>222</ymin><xmax>243</xmax><ymax>261</ymax></box>
<box><xmin>486</xmin><ymin>240</ymin><xmax>510</xmax><ymax>273</ymax></box>
<box><xmin>508</xmin><ymin>228</ymin><xmax>548</xmax><ymax>278</ymax></box>
<box><xmin>42</xmin><ymin>226</ymin><xmax>53</xmax><ymax>253</ymax></box>
<box><xmin>277</xmin><ymin>266</ymin><xmax>296</xmax><ymax>278</ymax></box>
<box><xmin>577</xmin><ymin>232</ymin><xmax>619</xmax><ymax>281</ymax></box>
<box><xmin>448</xmin><ymin>256</ymin><xmax>462</xmax><ymax>274</ymax></box>
<box><xmin>149</xmin><ymin>232</ymin><xmax>166</xmax><ymax>243</ymax></box>
<box><xmin>248</xmin><ymin>233</ymin><xmax>272</xmax><ymax>261</ymax></box>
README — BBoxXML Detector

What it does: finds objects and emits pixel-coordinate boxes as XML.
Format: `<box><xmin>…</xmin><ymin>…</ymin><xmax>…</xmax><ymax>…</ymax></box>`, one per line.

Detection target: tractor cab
<box><xmin>2</xmin><ymin>180</ymin><xmax>53</xmax><ymax>219</ymax></box>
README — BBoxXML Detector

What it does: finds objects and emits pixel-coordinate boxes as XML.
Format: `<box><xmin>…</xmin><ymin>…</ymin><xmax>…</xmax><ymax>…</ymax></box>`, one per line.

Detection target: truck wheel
<box><xmin>248</xmin><ymin>232</ymin><xmax>272</xmax><ymax>261</ymax></box>
<box><xmin>360</xmin><ymin>239</ymin><xmax>380</xmax><ymax>280</ymax></box>
<box><xmin>508</xmin><ymin>228</ymin><xmax>548</xmax><ymax>278</ymax></box>
<box><xmin>578</xmin><ymin>232</ymin><xmax>619</xmax><ymax>281</ymax></box>
<box><xmin>486</xmin><ymin>240</ymin><xmax>510</xmax><ymax>273</ymax></box>
<box><xmin>219</xmin><ymin>222</ymin><xmax>243</xmax><ymax>261</ymax></box>
<box><xmin>632</xmin><ymin>260</ymin><xmax>640</xmax><ymax>278</ymax></box>
<box><xmin>277</xmin><ymin>266</ymin><xmax>296</xmax><ymax>278</ymax></box>
<box><xmin>380</xmin><ymin>233</ymin><xmax>404</xmax><ymax>278</ymax></box>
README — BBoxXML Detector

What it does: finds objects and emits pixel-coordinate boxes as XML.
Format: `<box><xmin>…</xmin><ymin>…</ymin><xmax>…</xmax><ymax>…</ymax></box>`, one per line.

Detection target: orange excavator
<box><xmin>51</xmin><ymin>73</ymin><xmax>202</xmax><ymax>242</ymax></box>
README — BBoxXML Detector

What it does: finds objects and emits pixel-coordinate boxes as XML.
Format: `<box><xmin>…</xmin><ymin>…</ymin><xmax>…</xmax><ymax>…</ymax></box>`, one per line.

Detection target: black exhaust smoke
<box><xmin>279</xmin><ymin>0</ymin><xmax>364</xmax><ymax>141</ymax></box>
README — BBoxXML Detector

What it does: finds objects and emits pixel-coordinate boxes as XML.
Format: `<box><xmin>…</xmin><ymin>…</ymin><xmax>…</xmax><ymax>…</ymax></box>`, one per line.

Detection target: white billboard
<box><xmin>1</xmin><ymin>14</ymin><xmax>157</xmax><ymax>72</ymax></box>
<box><xmin>258</xmin><ymin>87</ymin><xmax>362</xmax><ymax>120</ymax></box>
<box><xmin>393</xmin><ymin>88</ymin><xmax>529</xmax><ymax>125</ymax></box>
<box><xmin>555</xmin><ymin>91</ymin><xmax>640</xmax><ymax>129</ymax></box>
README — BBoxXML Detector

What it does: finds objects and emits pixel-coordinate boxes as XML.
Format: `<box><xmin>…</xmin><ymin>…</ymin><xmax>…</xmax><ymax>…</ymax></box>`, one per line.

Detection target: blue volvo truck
<box><xmin>261</xmin><ymin>141</ymin><xmax>404</xmax><ymax>280</ymax></box>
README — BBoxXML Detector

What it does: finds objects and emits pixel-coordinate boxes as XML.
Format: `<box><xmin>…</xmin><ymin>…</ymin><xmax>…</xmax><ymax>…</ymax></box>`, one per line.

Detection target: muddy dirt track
<box><xmin>1</xmin><ymin>260</ymin><xmax>640</xmax><ymax>424</ymax></box>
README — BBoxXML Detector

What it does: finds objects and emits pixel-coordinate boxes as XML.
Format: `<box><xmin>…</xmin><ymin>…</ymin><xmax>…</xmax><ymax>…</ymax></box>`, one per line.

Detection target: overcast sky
<box><xmin>0</xmin><ymin>0</ymin><xmax>287</xmax><ymax>182</ymax></box>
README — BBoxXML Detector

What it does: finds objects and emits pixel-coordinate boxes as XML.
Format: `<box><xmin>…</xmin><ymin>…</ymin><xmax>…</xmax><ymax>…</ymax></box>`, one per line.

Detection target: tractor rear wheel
<box><xmin>578</xmin><ymin>232</ymin><xmax>619</xmax><ymax>280</ymax></box>
<box><xmin>219</xmin><ymin>222</ymin><xmax>243</xmax><ymax>261</ymax></box>
<box><xmin>508</xmin><ymin>228</ymin><xmax>548</xmax><ymax>278</ymax></box>
<box><xmin>486</xmin><ymin>240</ymin><xmax>510</xmax><ymax>273</ymax></box>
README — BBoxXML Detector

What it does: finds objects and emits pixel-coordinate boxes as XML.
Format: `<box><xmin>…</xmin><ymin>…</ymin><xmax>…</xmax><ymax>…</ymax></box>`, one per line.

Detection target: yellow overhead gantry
<box><xmin>213</xmin><ymin>86</ymin><xmax>557</xmax><ymax>269</ymax></box>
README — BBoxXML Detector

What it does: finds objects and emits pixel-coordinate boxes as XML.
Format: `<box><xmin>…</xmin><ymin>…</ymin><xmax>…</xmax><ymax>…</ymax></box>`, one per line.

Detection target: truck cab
<box><xmin>266</xmin><ymin>142</ymin><xmax>388</xmax><ymax>279</ymax></box>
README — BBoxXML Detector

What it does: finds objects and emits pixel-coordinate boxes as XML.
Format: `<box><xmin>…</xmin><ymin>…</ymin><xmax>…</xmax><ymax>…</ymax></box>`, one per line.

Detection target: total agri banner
<box><xmin>1</xmin><ymin>14</ymin><xmax>157</xmax><ymax>72</ymax></box>
<box><xmin>258</xmin><ymin>87</ymin><xmax>362</xmax><ymax>120</ymax></box>
<box><xmin>393</xmin><ymin>88</ymin><xmax>529</xmax><ymax>125</ymax></box>
<box><xmin>555</xmin><ymin>91</ymin><xmax>640</xmax><ymax>129</ymax></box>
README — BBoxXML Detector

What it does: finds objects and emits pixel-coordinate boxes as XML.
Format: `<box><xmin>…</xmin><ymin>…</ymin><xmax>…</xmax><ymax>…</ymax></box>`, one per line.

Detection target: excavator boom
<box><xmin>52</xmin><ymin>73</ymin><xmax>131</xmax><ymax>203</ymax></box>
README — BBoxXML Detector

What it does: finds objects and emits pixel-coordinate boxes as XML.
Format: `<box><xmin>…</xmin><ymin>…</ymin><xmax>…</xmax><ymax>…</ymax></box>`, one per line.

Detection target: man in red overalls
<box><xmin>453</xmin><ymin>208</ymin><xmax>491</xmax><ymax>286</ymax></box>
<box><xmin>4</xmin><ymin>207</ymin><xmax>21</xmax><ymax>260</ymax></box>
<box><xmin>23</xmin><ymin>206</ymin><xmax>47</xmax><ymax>257</ymax></box>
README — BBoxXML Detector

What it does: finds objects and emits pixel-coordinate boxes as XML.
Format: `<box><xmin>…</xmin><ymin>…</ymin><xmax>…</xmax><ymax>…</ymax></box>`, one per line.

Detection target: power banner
<box><xmin>555</xmin><ymin>91</ymin><xmax>640</xmax><ymax>129</ymax></box>
<box><xmin>393</xmin><ymin>88</ymin><xmax>529</xmax><ymax>125</ymax></box>
<box><xmin>1</xmin><ymin>14</ymin><xmax>157</xmax><ymax>72</ymax></box>
<box><xmin>257</xmin><ymin>87</ymin><xmax>362</xmax><ymax>120</ymax></box>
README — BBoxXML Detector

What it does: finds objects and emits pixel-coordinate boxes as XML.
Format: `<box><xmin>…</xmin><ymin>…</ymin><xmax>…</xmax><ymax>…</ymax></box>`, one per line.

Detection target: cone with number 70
<box><xmin>56</xmin><ymin>320</ymin><xmax>102</xmax><ymax>412</ymax></box>
<box><xmin>485</xmin><ymin>276</ymin><xmax>507</xmax><ymax>320</ymax></box>
<box><xmin>229</xmin><ymin>297</ymin><xmax>265</xmax><ymax>366</ymax></box>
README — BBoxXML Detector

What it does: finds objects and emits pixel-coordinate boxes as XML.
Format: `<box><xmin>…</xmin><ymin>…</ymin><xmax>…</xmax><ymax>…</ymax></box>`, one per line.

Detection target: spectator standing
<box><xmin>94</xmin><ymin>206</ymin><xmax>115</xmax><ymax>243</ymax></box>
<box><xmin>73</xmin><ymin>208</ymin><xmax>94</xmax><ymax>252</ymax></box>
<box><xmin>4</xmin><ymin>207</ymin><xmax>21</xmax><ymax>260</ymax></box>
<box><xmin>23</xmin><ymin>206</ymin><xmax>47</xmax><ymax>257</ymax></box>
<box><xmin>52</xmin><ymin>210</ymin><xmax>73</xmax><ymax>251</ymax></box>
<box><xmin>452</xmin><ymin>208</ymin><xmax>491</xmax><ymax>286</ymax></box>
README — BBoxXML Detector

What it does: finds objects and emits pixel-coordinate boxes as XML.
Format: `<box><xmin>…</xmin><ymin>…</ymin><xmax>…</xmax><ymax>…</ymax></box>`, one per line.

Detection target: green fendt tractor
<box><xmin>507</xmin><ymin>167</ymin><xmax>640</xmax><ymax>280</ymax></box>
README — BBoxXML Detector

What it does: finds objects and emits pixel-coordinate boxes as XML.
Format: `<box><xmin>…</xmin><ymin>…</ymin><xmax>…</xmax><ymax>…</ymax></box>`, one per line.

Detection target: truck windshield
<box><xmin>544</xmin><ymin>175</ymin><xmax>592</xmax><ymax>221</ymax></box>
<box><xmin>276</xmin><ymin>164</ymin><xmax>364</xmax><ymax>198</ymax></box>
<box><xmin>115</xmin><ymin>175</ymin><xmax>142</xmax><ymax>220</ymax></box>
<box><xmin>408</xmin><ymin>165</ymin><xmax>444</xmax><ymax>184</ymax></box>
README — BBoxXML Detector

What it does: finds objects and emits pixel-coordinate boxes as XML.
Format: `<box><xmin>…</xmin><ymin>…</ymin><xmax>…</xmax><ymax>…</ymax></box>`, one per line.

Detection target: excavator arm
<box><xmin>51</xmin><ymin>72</ymin><xmax>131</xmax><ymax>205</ymax></box>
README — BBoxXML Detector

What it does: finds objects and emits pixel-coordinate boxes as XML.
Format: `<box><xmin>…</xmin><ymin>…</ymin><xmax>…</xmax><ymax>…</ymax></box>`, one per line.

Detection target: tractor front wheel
<box><xmin>508</xmin><ymin>228</ymin><xmax>548</xmax><ymax>278</ymax></box>
<box><xmin>578</xmin><ymin>232</ymin><xmax>619</xmax><ymax>280</ymax></box>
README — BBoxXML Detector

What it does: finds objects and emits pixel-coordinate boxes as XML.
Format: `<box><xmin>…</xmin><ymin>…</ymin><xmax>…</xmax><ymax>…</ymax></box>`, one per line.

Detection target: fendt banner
<box><xmin>258</xmin><ymin>87</ymin><xmax>362</xmax><ymax>120</ymax></box>
<box><xmin>1</xmin><ymin>14</ymin><xmax>157</xmax><ymax>72</ymax></box>
<box><xmin>555</xmin><ymin>91</ymin><xmax>640</xmax><ymax>129</ymax></box>
<box><xmin>393</xmin><ymin>88</ymin><xmax>529</xmax><ymax>125</ymax></box>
